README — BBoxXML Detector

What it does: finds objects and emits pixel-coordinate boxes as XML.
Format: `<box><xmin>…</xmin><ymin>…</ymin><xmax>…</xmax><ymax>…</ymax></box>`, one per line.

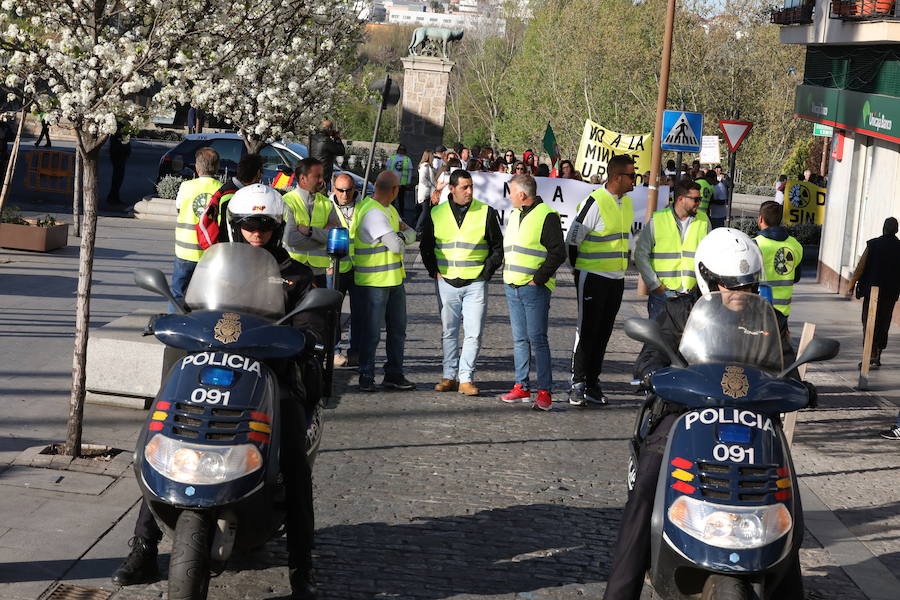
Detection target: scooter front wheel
<box><xmin>701</xmin><ymin>574</ymin><xmax>749</xmax><ymax>600</ymax></box>
<box><xmin>168</xmin><ymin>510</ymin><xmax>212</xmax><ymax>600</ymax></box>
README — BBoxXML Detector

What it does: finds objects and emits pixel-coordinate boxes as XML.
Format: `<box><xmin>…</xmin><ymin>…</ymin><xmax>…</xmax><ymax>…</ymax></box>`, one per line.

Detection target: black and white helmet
<box><xmin>694</xmin><ymin>227</ymin><xmax>763</xmax><ymax>296</ymax></box>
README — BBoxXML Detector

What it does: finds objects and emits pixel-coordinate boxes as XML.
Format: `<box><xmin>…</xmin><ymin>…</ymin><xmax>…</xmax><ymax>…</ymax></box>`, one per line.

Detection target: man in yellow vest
<box><xmin>283</xmin><ymin>157</ymin><xmax>340</xmax><ymax>288</ymax></box>
<box><xmin>351</xmin><ymin>170</ymin><xmax>417</xmax><ymax>392</ymax></box>
<box><xmin>564</xmin><ymin>154</ymin><xmax>636</xmax><ymax>407</ymax></box>
<box><xmin>499</xmin><ymin>173</ymin><xmax>566</xmax><ymax>410</ymax></box>
<box><xmin>755</xmin><ymin>200</ymin><xmax>803</xmax><ymax>317</ymax></box>
<box><xmin>386</xmin><ymin>143</ymin><xmax>414</xmax><ymax>218</ymax></box>
<box><xmin>695</xmin><ymin>170</ymin><xmax>715</xmax><ymax>215</ymax></box>
<box><xmin>171</xmin><ymin>147</ymin><xmax>222</xmax><ymax>310</ymax></box>
<box><xmin>634</xmin><ymin>180</ymin><xmax>709</xmax><ymax>320</ymax></box>
<box><xmin>329</xmin><ymin>172</ymin><xmax>361</xmax><ymax>367</ymax></box>
<box><xmin>420</xmin><ymin>169</ymin><xmax>504</xmax><ymax>396</ymax></box>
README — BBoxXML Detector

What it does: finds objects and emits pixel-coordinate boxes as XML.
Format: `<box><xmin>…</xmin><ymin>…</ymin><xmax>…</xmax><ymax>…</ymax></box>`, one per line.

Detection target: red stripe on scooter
<box><xmin>250</xmin><ymin>411</ymin><xmax>271</xmax><ymax>423</ymax></box>
<box><xmin>671</xmin><ymin>480</ymin><xmax>695</xmax><ymax>495</ymax></box>
<box><xmin>249</xmin><ymin>431</ymin><xmax>270</xmax><ymax>444</ymax></box>
<box><xmin>671</xmin><ymin>457</ymin><xmax>693</xmax><ymax>470</ymax></box>
<box><xmin>775</xmin><ymin>490</ymin><xmax>792</xmax><ymax>501</ymax></box>
<box><xmin>156</xmin><ymin>401</ymin><xmax>171</xmax><ymax>411</ymax></box>
<box><xmin>149</xmin><ymin>421</ymin><xmax>164</xmax><ymax>431</ymax></box>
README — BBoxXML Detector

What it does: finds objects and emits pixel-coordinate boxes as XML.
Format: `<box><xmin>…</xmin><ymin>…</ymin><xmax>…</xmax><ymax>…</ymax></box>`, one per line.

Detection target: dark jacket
<box><xmin>517</xmin><ymin>197</ymin><xmax>567</xmax><ymax>288</ymax></box>
<box><xmin>419</xmin><ymin>199</ymin><xmax>504</xmax><ymax>287</ymax></box>
<box><xmin>860</xmin><ymin>234</ymin><xmax>900</xmax><ymax>298</ymax></box>
<box><xmin>309</xmin><ymin>131</ymin><xmax>345</xmax><ymax>182</ymax></box>
<box><xmin>757</xmin><ymin>226</ymin><xmax>801</xmax><ymax>283</ymax></box>
<box><xmin>634</xmin><ymin>291</ymin><xmax>795</xmax><ymax>379</ymax></box>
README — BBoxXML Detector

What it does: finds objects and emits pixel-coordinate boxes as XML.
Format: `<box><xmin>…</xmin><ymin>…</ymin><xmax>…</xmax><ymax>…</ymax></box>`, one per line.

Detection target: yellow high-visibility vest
<box><xmin>574</xmin><ymin>187</ymin><xmax>631</xmax><ymax>273</ymax></box>
<box><xmin>175</xmin><ymin>177</ymin><xmax>223</xmax><ymax>262</ymax></box>
<box><xmin>696</xmin><ymin>179</ymin><xmax>714</xmax><ymax>213</ymax></box>
<box><xmin>756</xmin><ymin>234</ymin><xmax>803</xmax><ymax>316</ymax></box>
<box><xmin>351</xmin><ymin>197</ymin><xmax>405</xmax><ymax>287</ymax></box>
<box><xmin>283</xmin><ymin>189</ymin><xmax>331</xmax><ymax>269</ymax></box>
<box><xmin>504</xmin><ymin>201</ymin><xmax>557</xmax><ymax>291</ymax></box>
<box><xmin>431</xmin><ymin>199</ymin><xmax>489</xmax><ymax>280</ymax></box>
<box><xmin>332</xmin><ymin>199</ymin><xmax>354</xmax><ymax>274</ymax></box>
<box><xmin>649</xmin><ymin>209</ymin><xmax>709</xmax><ymax>291</ymax></box>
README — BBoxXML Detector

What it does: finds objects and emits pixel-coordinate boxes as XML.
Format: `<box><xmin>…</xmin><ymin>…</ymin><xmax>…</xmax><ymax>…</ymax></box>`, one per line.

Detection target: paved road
<box><xmin>0</xmin><ymin>215</ymin><xmax>896</xmax><ymax>599</ymax></box>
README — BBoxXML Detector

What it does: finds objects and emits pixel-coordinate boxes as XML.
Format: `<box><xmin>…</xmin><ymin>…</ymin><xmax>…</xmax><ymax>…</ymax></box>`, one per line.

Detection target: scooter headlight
<box><xmin>668</xmin><ymin>495</ymin><xmax>792</xmax><ymax>549</ymax></box>
<box><xmin>145</xmin><ymin>435</ymin><xmax>263</xmax><ymax>485</ymax></box>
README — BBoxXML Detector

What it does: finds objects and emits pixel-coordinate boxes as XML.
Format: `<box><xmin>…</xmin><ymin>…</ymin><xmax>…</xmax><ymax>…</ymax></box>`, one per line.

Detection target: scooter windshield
<box><xmin>678</xmin><ymin>292</ymin><xmax>783</xmax><ymax>374</ymax></box>
<box><xmin>184</xmin><ymin>243</ymin><xmax>285</xmax><ymax>318</ymax></box>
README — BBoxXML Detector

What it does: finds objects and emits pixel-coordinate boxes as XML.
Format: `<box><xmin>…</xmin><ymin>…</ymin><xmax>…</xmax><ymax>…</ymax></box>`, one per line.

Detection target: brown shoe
<box><xmin>434</xmin><ymin>378</ymin><xmax>458</xmax><ymax>392</ymax></box>
<box><xmin>458</xmin><ymin>382</ymin><xmax>480</xmax><ymax>396</ymax></box>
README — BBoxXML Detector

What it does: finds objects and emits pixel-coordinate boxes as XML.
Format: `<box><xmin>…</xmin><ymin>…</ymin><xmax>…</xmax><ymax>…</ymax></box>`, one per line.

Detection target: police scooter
<box><xmin>624</xmin><ymin>292</ymin><xmax>838</xmax><ymax>599</ymax></box>
<box><xmin>131</xmin><ymin>243</ymin><xmax>343</xmax><ymax>600</ymax></box>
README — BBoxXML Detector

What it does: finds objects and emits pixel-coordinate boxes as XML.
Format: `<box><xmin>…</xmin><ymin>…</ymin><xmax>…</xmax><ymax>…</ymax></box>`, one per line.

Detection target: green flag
<box><xmin>542</xmin><ymin>122</ymin><xmax>560</xmax><ymax>166</ymax></box>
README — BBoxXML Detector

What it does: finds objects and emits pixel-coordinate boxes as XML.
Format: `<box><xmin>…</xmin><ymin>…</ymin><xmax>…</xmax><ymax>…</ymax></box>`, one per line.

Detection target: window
<box><xmin>259</xmin><ymin>144</ymin><xmax>289</xmax><ymax>170</ymax></box>
<box><xmin>206</xmin><ymin>139</ymin><xmax>243</xmax><ymax>165</ymax></box>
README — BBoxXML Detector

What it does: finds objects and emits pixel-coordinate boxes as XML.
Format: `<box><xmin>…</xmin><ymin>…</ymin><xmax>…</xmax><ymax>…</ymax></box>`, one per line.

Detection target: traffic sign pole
<box><xmin>719</xmin><ymin>117</ymin><xmax>753</xmax><ymax>227</ymax></box>
<box><xmin>363</xmin><ymin>76</ymin><xmax>399</xmax><ymax>194</ymax></box>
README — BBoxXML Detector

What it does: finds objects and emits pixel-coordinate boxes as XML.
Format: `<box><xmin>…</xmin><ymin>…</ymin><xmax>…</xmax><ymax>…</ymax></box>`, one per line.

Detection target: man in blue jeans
<box><xmin>350</xmin><ymin>171</ymin><xmax>417</xmax><ymax>392</ymax></box>
<box><xmin>420</xmin><ymin>169</ymin><xmax>504</xmax><ymax>396</ymax></box>
<box><xmin>499</xmin><ymin>173</ymin><xmax>566</xmax><ymax>410</ymax></box>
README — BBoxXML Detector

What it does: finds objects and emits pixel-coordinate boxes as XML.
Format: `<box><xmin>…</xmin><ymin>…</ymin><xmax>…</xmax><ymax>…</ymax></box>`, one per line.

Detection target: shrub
<box><xmin>155</xmin><ymin>175</ymin><xmax>184</xmax><ymax>200</ymax></box>
<box><xmin>1</xmin><ymin>205</ymin><xmax>28</xmax><ymax>225</ymax></box>
<box><xmin>787</xmin><ymin>223</ymin><xmax>821</xmax><ymax>245</ymax></box>
<box><xmin>730</xmin><ymin>216</ymin><xmax>759</xmax><ymax>237</ymax></box>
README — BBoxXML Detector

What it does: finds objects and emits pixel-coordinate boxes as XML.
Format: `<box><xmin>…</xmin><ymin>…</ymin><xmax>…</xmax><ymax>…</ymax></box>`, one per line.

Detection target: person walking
<box><xmin>329</xmin><ymin>172</ymin><xmax>362</xmax><ymax>367</ymax></box>
<box><xmin>634</xmin><ymin>180</ymin><xmax>709</xmax><ymax>321</ymax></box>
<box><xmin>35</xmin><ymin>110</ymin><xmax>51</xmax><ymax>147</ymax></box>
<box><xmin>386</xmin><ymin>144</ymin><xmax>415</xmax><ymax>219</ymax></box>
<box><xmin>106</xmin><ymin>121</ymin><xmax>132</xmax><ymax>207</ymax></box>
<box><xmin>282</xmin><ymin>157</ymin><xmax>340</xmax><ymax>289</ymax></box>
<box><xmin>499</xmin><ymin>173</ymin><xmax>566</xmax><ymax>410</ymax></box>
<box><xmin>309</xmin><ymin>120</ymin><xmax>345</xmax><ymax>186</ymax></box>
<box><xmin>755</xmin><ymin>200</ymin><xmax>803</xmax><ymax>317</ymax></box>
<box><xmin>415</xmin><ymin>150</ymin><xmax>436</xmax><ymax>235</ymax></box>
<box><xmin>848</xmin><ymin>217</ymin><xmax>900</xmax><ymax>372</ymax></box>
<box><xmin>420</xmin><ymin>169</ymin><xmax>504</xmax><ymax>397</ymax></box>
<box><xmin>351</xmin><ymin>170</ymin><xmax>418</xmax><ymax>392</ymax></box>
<box><xmin>171</xmin><ymin>147</ymin><xmax>223</xmax><ymax>309</ymax></box>
<box><xmin>564</xmin><ymin>154</ymin><xmax>636</xmax><ymax>406</ymax></box>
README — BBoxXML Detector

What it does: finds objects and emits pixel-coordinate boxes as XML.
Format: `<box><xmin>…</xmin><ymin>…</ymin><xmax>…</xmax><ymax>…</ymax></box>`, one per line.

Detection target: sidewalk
<box><xmin>0</xmin><ymin>221</ymin><xmax>898</xmax><ymax>598</ymax></box>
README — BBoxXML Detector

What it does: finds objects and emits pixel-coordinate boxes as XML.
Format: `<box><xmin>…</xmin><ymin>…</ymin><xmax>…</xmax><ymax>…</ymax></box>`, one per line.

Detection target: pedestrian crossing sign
<box><xmin>661</xmin><ymin>110</ymin><xmax>703</xmax><ymax>152</ymax></box>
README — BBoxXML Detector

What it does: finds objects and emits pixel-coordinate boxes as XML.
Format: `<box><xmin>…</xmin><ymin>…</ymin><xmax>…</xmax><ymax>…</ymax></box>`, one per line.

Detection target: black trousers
<box><xmin>862</xmin><ymin>291</ymin><xmax>899</xmax><ymax>354</ymax></box>
<box><xmin>135</xmin><ymin>395</ymin><xmax>314</xmax><ymax>573</ymax></box>
<box><xmin>571</xmin><ymin>271</ymin><xmax>625</xmax><ymax>385</ymax></box>
<box><xmin>107</xmin><ymin>154</ymin><xmax>129</xmax><ymax>204</ymax></box>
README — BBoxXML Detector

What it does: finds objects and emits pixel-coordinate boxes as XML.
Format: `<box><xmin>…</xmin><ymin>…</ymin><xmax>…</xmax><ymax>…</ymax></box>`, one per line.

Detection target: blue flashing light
<box><xmin>200</xmin><ymin>366</ymin><xmax>236</xmax><ymax>387</ymax></box>
<box><xmin>327</xmin><ymin>227</ymin><xmax>350</xmax><ymax>258</ymax></box>
<box><xmin>717</xmin><ymin>424</ymin><xmax>752</xmax><ymax>444</ymax></box>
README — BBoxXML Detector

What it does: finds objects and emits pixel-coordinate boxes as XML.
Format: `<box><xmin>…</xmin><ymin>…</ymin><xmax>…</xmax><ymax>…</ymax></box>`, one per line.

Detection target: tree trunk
<box><xmin>65</xmin><ymin>144</ymin><xmax>100</xmax><ymax>457</ymax></box>
<box><xmin>0</xmin><ymin>108</ymin><xmax>28</xmax><ymax>215</ymax></box>
<box><xmin>73</xmin><ymin>146</ymin><xmax>82</xmax><ymax>236</ymax></box>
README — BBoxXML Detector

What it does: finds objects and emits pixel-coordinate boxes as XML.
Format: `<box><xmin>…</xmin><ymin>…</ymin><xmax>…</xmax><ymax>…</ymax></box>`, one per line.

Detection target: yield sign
<box><xmin>719</xmin><ymin>120</ymin><xmax>753</xmax><ymax>152</ymax></box>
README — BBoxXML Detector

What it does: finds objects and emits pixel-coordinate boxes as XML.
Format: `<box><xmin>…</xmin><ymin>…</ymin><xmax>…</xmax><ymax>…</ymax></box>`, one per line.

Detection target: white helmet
<box><xmin>227</xmin><ymin>184</ymin><xmax>285</xmax><ymax>231</ymax></box>
<box><xmin>694</xmin><ymin>227</ymin><xmax>763</xmax><ymax>296</ymax></box>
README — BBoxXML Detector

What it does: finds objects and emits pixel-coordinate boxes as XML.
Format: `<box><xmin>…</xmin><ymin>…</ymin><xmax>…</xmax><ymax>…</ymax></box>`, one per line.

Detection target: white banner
<box><xmin>700</xmin><ymin>135</ymin><xmax>721</xmax><ymax>164</ymax></box>
<box><xmin>441</xmin><ymin>172</ymin><xmax>669</xmax><ymax>236</ymax></box>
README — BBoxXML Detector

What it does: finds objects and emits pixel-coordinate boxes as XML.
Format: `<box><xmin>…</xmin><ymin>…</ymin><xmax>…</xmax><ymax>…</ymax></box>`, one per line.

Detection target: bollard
<box><xmin>784</xmin><ymin>321</ymin><xmax>815</xmax><ymax>447</ymax></box>
<box><xmin>858</xmin><ymin>286</ymin><xmax>880</xmax><ymax>390</ymax></box>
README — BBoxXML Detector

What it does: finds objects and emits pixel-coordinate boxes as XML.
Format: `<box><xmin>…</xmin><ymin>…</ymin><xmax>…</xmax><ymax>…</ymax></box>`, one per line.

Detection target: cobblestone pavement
<box><xmin>107</xmin><ymin>247</ymin><xmax>879</xmax><ymax>600</ymax></box>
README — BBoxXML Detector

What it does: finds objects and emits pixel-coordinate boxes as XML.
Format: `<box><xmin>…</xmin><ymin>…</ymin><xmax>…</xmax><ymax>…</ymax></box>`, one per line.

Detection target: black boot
<box><xmin>111</xmin><ymin>536</ymin><xmax>159</xmax><ymax>586</ymax></box>
<box><xmin>289</xmin><ymin>567</ymin><xmax>318</xmax><ymax>600</ymax></box>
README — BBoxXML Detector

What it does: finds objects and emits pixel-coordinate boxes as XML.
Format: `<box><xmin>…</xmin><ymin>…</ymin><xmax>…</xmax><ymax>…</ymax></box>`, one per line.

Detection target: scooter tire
<box><xmin>701</xmin><ymin>574</ymin><xmax>749</xmax><ymax>600</ymax></box>
<box><xmin>168</xmin><ymin>510</ymin><xmax>212</xmax><ymax>600</ymax></box>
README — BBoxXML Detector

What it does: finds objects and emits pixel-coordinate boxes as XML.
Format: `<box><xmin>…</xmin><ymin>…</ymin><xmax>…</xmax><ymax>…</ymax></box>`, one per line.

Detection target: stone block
<box><xmin>85</xmin><ymin>310</ymin><xmax>166</xmax><ymax>410</ymax></box>
<box><xmin>0</xmin><ymin>466</ymin><xmax>114</xmax><ymax>495</ymax></box>
<box><xmin>12</xmin><ymin>445</ymin><xmax>47</xmax><ymax>467</ymax></box>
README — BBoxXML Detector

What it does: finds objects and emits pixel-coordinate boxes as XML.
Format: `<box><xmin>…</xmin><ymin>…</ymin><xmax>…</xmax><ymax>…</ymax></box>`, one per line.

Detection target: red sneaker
<box><xmin>500</xmin><ymin>383</ymin><xmax>531</xmax><ymax>403</ymax></box>
<box><xmin>532</xmin><ymin>390</ymin><xmax>552</xmax><ymax>411</ymax></box>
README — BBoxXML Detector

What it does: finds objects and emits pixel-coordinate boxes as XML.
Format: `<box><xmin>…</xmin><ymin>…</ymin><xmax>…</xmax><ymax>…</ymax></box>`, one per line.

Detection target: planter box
<box><xmin>0</xmin><ymin>221</ymin><xmax>69</xmax><ymax>252</ymax></box>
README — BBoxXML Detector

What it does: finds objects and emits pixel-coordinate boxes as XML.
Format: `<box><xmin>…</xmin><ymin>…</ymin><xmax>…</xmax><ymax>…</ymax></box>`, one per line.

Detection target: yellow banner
<box><xmin>574</xmin><ymin>119</ymin><xmax>652</xmax><ymax>186</ymax></box>
<box><xmin>783</xmin><ymin>180</ymin><xmax>826</xmax><ymax>225</ymax></box>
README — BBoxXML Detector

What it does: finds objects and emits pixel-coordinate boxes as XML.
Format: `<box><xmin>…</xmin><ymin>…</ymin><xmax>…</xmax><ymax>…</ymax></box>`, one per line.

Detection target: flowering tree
<box><xmin>0</xmin><ymin>0</ymin><xmax>214</xmax><ymax>456</ymax></box>
<box><xmin>180</xmin><ymin>0</ymin><xmax>363</xmax><ymax>153</ymax></box>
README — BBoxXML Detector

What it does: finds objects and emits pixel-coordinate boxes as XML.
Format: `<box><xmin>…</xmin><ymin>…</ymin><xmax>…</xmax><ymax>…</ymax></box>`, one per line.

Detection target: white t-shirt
<box><xmin>358</xmin><ymin>204</ymin><xmax>395</xmax><ymax>245</ymax></box>
<box><xmin>565</xmin><ymin>186</ymin><xmax>633</xmax><ymax>279</ymax></box>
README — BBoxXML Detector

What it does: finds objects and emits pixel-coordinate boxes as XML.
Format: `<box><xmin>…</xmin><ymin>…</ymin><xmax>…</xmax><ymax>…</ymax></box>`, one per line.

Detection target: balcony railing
<box><xmin>771</xmin><ymin>4</ymin><xmax>815</xmax><ymax>24</ymax></box>
<box><xmin>830</xmin><ymin>0</ymin><xmax>900</xmax><ymax>20</ymax></box>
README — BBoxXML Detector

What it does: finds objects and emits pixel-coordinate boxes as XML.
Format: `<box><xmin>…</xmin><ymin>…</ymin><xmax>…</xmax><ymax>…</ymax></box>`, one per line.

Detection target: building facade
<box><xmin>774</xmin><ymin>1</ymin><xmax>899</xmax><ymax>294</ymax></box>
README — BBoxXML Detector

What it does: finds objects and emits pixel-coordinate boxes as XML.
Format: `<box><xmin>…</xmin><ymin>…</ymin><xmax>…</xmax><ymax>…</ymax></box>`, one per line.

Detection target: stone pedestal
<box><xmin>400</xmin><ymin>57</ymin><xmax>455</xmax><ymax>164</ymax></box>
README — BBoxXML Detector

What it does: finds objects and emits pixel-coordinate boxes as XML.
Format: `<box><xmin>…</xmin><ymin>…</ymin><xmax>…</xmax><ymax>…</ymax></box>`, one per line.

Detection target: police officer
<box><xmin>565</xmin><ymin>154</ymin><xmax>636</xmax><ymax>407</ymax></box>
<box><xmin>386</xmin><ymin>143</ymin><xmax>414</xmax><ymax>217</ymax></box>
<box><xmin>420</xmin><ymin>169</ymin><xmax>504</xmax><ymax>396</ymax></box>
<box><xmin>283</xmin><ymin>157</ymin><xmax>340</xmax><ymax>288</ymax></box>
<box><xmin>171</xmin><ymin>147</ymin><xmax>222</xmax><ymax>309</ymax></box>
<box><xmin>755</xmin><ymin>200</ymin><xmax>802</xmax><ymax>317</ymax></box>
<box><xmin>351</xmin><ymin>170</ymin><xmax>417</xmax><ymax>392</ymax></box>
<box><xmin>113</xmin><ymin>186</ymin><xmax>319</xmax><ymax>600</ymax></box>
<box><xmin>604</xmin><ymin>228</ymin><xmax>805</xmax><ymax>600</ymax></box>
<box><xmin>634</xmin><ymin>180</ymin><xmax>710</xmax><ymax>321</ymax></box>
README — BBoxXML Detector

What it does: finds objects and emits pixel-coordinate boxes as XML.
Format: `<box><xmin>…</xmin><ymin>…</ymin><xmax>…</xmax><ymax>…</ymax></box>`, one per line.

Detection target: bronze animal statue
<box><xmin>408</xmin><ymin>27</ymin><xmax>465</xmax><ymax>60</ymax></box>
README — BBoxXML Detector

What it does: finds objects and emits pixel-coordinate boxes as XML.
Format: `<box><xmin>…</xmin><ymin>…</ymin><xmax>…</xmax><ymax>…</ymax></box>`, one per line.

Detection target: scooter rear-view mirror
<box><xmin>134</xmin><ymin>268</ymin><xmax>188</xmax><ymax>315</ymax></box>
<box><xmin>777</xmin><ymin>337</ymin><xmax>840</xmax><ymax>378</ymax></box>
<box><xmin>624</xmin><ymin>318</ymin><xmax>688</xmax><ymax>368</ymax></box>
<box><xmin>275</xmin><ymin>288</ymin><xmax>344</xmax><ymax>326</ymax></box>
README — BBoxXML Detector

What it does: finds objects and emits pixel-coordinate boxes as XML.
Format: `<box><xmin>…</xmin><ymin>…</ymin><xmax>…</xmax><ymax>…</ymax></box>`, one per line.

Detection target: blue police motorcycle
<box><xmin>624</xmin><ymin>292</ymin><xmax>839</xmax><ymax>599</ymax></box>
<box><xmin>131</xmin><ymin>244</ymin><xmax>343</xmax><ymax>600</ymax></box>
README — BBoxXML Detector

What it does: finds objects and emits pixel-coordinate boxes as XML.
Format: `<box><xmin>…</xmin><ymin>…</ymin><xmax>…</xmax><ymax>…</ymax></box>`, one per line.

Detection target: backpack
<box><xmin>196</xmin><ymin>181</ymin><xmax>237</xmax><ymax>249</ymax></box>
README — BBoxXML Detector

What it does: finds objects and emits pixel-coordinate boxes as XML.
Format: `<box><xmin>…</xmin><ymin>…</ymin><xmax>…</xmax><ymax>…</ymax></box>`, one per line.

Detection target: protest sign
<box><xmin>783</xmin><ymin>180</ymin><xmax>826</xmax><ymax>225</ymax></box>
<box><xmin>438</xmin><ymin>171</ymin><xmax>668</xmax><ymax>237</ymax></box>
<box><xmin>573</xmin><ymin>119</ymin><xmax>652</xmax><ymax>186</ymax></box>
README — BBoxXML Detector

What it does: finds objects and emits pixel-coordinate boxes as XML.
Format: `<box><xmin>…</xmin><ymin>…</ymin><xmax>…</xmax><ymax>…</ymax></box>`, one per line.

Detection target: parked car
<box><xmin>157</xmin><ymin>133</ymin><xmax>373</xmax><ymax>196</ymax></box>
<box><xmin>282</xmin><ymin>142</ymin><xmax>373</xmax><ymax>196</ymax></box>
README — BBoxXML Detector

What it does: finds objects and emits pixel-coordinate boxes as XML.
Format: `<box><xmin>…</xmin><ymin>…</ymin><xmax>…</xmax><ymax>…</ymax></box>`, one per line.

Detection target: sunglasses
<box><xmin>681</xmin><ymin>195</ymin><xmax>702</xmax><ymax>202</ymax></box>
<box><xmin>241</xmin><ymin>223</ymin><xmax>276</xmax><ymax>233</ymax></box>
<box><xmin>621</xmin><ymin>172</ymin><xmax>638</xmax><ymax>179</ymax></box>
<box><xmin>515</xmin><ymin>167</ymin><xmax>527</xmax><ymax>172</ymax></box>
<box><xmin>335</xmin><ymin>187</ymin><xmax>355</xmax><ymax>193</ymax></box>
